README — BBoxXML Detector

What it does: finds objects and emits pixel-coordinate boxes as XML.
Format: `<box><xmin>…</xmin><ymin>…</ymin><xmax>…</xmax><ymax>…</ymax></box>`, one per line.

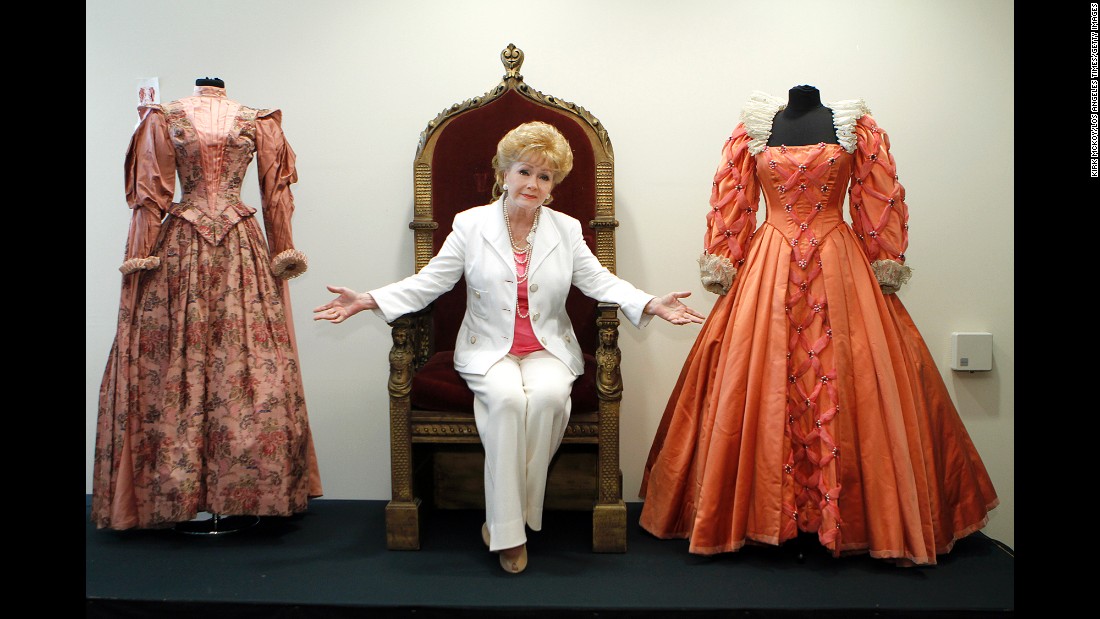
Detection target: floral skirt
<box><xmin>92</xmin><ymin>216</ymin><xmax>321</xmax><ymax>530</ymax></box>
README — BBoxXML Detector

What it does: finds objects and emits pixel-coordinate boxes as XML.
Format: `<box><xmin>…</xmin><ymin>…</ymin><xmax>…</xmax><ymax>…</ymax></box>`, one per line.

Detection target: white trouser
<box><xmin>460</xmin><ymin>350</ymin><xmax>576</xmax><ymax>551</ymax></box>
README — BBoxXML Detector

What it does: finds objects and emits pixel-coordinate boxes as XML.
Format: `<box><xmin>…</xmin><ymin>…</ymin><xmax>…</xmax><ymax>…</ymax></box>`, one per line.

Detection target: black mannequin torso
<box><xmin>767</xmin><ymin>85</ymin><xmax>838</xmax><ymax>146</ymax></box>
<box><xmin>195</xmin><ymin>77</ymin><xmax>225</xmax><ymax>88</ymax></box>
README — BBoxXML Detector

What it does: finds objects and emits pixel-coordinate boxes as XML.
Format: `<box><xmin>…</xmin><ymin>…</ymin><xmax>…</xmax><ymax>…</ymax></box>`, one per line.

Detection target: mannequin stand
<box><xmin>175</xmin><ymin>512</ymin><xmax>260</xmax><ymax>536</ymax></box>
<box><xmin>783</xmin><ymin>531</ymin><xmax>819</xmax><ymax>563</ymax></box>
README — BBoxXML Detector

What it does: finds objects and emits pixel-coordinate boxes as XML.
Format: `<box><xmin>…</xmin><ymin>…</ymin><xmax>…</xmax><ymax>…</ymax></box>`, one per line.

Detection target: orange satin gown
<box><xmin>639</xmin><ymin>96</ymin><xmax>997</xmax><ymax>565</ymax></box>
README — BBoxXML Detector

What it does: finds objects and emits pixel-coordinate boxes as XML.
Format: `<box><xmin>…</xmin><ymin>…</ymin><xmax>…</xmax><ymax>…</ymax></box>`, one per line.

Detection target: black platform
<box><xmin>85</xmin><ymin>498</ymin><xmax>1014</xmax><ymax>618</ymax></box>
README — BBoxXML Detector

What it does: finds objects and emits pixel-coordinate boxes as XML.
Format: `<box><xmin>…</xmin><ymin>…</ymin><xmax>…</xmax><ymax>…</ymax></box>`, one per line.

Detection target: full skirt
<box><xmin>638</xmin><ymin>222</ymin><xmax>997</xmax><ymax>565</ymax></box>
<box><xmin>92</xmin><ymin>216</ymin><xmax>322</xmax><ymax>530</ymax></box>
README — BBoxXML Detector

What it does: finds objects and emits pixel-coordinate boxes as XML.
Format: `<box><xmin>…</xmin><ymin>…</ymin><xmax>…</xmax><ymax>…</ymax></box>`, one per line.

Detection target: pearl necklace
<box><xmin>503</xmin><ymin>197</ymin><xmax>540</xmax><ymax>252</ymax></box>
<box><xmin>503</xmin><ymin>196</ymin><xmax>541</xmax><ymax>318</ymax></box>
<box><xmin>513</xmin><ymin>249</ymin><xmax>531</xmax><ymax>319</ymax></box>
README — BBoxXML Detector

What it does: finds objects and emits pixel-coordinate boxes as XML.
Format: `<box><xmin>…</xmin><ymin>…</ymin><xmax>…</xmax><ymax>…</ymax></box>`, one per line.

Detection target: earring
<box><xmin>543</xmin><ymin>194</ymin><xmax>553</xmax><ymax>205</ymax></box>
<box><xmin>502</xmin><ymin>184</ymin><xmax>509</xmax><ymax>192</ymax></box>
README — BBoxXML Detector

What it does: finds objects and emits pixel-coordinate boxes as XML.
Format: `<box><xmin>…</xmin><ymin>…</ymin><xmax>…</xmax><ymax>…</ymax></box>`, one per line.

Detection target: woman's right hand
<box><xmin>313</xmin><ymin>285</ymin><xmax>377</xmax><ymax>324</ymax></box>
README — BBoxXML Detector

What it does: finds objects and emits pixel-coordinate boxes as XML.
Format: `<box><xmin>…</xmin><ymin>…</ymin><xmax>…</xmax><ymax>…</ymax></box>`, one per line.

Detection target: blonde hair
<box><xmin>492</xmin><ymin>121</ymin><xmax>574</xmax><ymax>198</ymax></box>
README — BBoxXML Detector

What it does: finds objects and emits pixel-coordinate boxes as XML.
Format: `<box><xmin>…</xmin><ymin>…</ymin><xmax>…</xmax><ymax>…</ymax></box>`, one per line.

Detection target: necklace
<box><xmin>503</xmin><ymin>197</ymin><xmax>540</xmax><ymax>253</ymax></box>
<box><xmin>514</xmin><ymin>250</ymin><xmax>531</xmax><ymax>318</ymax></box>
<box><xmin>503</xmin><ymin>196</ymin><xmax>541</xmax><ymax>319</ymax></box>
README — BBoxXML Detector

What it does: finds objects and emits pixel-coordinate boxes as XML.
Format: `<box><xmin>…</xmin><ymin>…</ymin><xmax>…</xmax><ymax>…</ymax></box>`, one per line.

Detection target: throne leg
<box><xmin>593</xmin><ymin>500</ymin><xmax>627</xmax><ymax>553</ymax></box>
<box><xmin>593</xmin><ymin>308</ymin><xmax>626</xmax><ymax>552</ymax></box>
<box><xmin>387</xmin><ymin>346</ymin><xmax>421</xmax><ymax>550</ymax></box>
<box><xmin>386</xmin><ymin>498</ymin><xmax>422</xmax><ymax>550</ymax></box>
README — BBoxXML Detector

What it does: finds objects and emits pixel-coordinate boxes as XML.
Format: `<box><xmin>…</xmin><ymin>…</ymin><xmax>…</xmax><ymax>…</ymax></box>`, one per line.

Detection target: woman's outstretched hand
<box><xmin>313</xmin><ymin>285</ymin><xmax>376</xmax><ymax>324</ymax></box>
<box><xmin>645</xmin><ymin>291</ymin><xmax>706</xmax><ymax>325</ymax></box>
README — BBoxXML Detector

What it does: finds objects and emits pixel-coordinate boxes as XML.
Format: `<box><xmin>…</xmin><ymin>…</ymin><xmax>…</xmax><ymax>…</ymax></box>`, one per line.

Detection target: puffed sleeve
<box><xmin>256</xmin><ymin>109</ymin><xmax>307</xmax><ymax>280</ymax></box>
<box><xmin>698</xmin><ymin>123</ymin><xmax>760</xmax><ymax>295</ymax></box>
<box><xmin>849</xmin><ymin>115</ymin><xmax>911</xmax><ymax>294</ymax></box>
<box><xmin>120</xmin><ymin>106</ymin><xmax>174</xmax><ymax>275</ymax></box>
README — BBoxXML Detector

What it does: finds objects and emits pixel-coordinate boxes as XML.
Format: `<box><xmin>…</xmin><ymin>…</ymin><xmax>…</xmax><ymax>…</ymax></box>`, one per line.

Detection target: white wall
<box><xmin>87</xmin><ymin>0</ymin><xmax>1014</xmax><ymax>549</ymax></box>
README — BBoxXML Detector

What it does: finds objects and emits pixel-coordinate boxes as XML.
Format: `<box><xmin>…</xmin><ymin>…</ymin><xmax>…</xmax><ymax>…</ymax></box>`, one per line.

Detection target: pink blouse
<box><xmin>509</xmin><ymin>250</ymin><xmax>543</xmax><ymax>356</ymax></box>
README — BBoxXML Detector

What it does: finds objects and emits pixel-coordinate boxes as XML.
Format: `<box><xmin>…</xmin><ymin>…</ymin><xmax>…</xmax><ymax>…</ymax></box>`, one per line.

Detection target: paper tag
<box><xmin>136</xmin><ymin>77</ymin><xmax>160</xmax><ymax>122</ymax></box>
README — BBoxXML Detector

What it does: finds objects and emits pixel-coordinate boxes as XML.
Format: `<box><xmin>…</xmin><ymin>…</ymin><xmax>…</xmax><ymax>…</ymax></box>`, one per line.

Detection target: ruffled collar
<box><xmin>740</xmin><ymin>91</ymin><xmax>870</xmax><ymax>155</ymax></box>
<box><xmin>193</xmin><ymin>86</ymin><xmax>227</xmax><ymax>98</ymax></box>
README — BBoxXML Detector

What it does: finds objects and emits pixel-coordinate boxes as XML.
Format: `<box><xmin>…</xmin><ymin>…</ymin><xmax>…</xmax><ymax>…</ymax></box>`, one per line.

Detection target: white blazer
<box><xmin>370</xmin><ymin>198</ymin><xmax>655</xmax><ymax>376</ymax></box>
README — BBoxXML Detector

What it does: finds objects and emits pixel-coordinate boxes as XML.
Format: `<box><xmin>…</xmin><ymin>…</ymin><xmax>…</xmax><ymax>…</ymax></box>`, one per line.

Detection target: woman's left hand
<box><xmin>645</xmin><ymin>291</ymin><xmax>706</xmax><ymax>325</ymax></box>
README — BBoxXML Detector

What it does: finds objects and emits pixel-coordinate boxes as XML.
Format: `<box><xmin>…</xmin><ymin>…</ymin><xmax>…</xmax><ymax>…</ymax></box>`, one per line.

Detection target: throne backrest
<box><xmin>411</xmin><ymin>45</ymin><xmax>617</xmax><ymax>356</ymax></box>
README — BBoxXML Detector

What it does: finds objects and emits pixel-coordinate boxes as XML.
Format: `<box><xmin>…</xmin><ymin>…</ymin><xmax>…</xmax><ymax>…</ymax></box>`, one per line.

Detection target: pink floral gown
<box><xmin>92</xmin><ymin>86</ymin><xmax>322</xmax><ymax>530</ymax></box>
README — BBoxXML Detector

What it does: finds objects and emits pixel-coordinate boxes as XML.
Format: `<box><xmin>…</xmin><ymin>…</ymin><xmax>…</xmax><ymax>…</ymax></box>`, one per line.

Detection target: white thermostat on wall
<box><xmin>950</xmin><ymin>332</ymin><xmax>993</xmax><ymax>372</ymax></box>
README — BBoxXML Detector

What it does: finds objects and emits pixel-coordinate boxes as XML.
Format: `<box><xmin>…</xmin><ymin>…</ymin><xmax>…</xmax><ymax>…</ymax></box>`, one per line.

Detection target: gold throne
<box><xmin>385</xmin><ymin>44</ymin><xmax>627</xmax><ymax>552</ymax></box>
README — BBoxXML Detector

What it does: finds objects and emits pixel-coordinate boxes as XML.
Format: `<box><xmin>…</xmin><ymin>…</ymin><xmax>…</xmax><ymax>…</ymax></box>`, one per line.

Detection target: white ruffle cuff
<box><xmin>871</xmin><ymin>259</ymin><xmax>911</xmax><ymax>295</ymax></box>
<box><xmin>271</xmin><ymin>248</ymin><xmax>308</xmax><ymax>280</ymax></box>
<box><xmin>119</xmin><ymin>256</ymin><xmax>161</xmax><ymax>275</ymax></box>
<box><xmin>699</xmin><ymin>252</ymin><xmax>736</xmax><ymax>296</ymax></box>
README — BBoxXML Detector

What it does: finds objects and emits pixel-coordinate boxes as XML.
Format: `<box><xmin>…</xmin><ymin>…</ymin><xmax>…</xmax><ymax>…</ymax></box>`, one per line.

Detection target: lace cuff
<box><xmin>699</xmin><ymin>252</ymin><xmax>736</xmax><ymax>296</ymax></box>
<box><xmin>119</xmin><ymin>256</ymin><xmax>161</xmax><ymax>275</ymax></box>
<box><xmin>871</xmin><ymin>259</ymin><xmax>911</xmax><ymax>295</ymax></box>
<box><xmin>271</xmin><ymin>248</ymin><xmax>308</xmax><ymax>280</ymax></box>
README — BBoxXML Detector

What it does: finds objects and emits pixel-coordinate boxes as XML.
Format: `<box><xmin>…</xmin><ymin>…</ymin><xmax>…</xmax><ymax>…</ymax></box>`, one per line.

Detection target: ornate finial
<box><xmin>501</xmin><ymin>43</ymin><xmax>524</xmax><ymax>81</ymax></box>
<box><xmin>415</xmin><ymin>43</ymin><xmax>614</xmax><ymax>160</ymax></box>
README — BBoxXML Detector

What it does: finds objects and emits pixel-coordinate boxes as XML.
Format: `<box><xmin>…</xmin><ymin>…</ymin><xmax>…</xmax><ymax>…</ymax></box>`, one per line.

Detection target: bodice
<box><xmin>757</xmin><ymin>143</ymin><xmax>852</xmax><ymax>241</ymax></box>
<box><xmin>161</xmin><ymin>97</ymin><xmax>262</xmax><ymax>245</ymax></box>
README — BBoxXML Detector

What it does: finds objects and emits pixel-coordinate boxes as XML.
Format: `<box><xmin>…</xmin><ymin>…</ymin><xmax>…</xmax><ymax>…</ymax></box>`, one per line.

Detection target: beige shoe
<box><xmin>499</xmin><ymin>544</ymin><xmax>528</xmax><ymax>574</ymax></box>
<box><xmin>483</xmin><ymin>522</ymin><xmax>527</xmax><ymax>573</ymax></box>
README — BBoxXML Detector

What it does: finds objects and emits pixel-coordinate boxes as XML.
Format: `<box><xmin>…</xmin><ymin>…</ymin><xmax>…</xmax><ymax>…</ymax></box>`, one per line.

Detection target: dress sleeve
<box><xmin>698</xmin><ymin>123</ymin><xmax>759</xmax><ymax>295</ymax></box>
<box><xmin>256</xmin><ymin>109</ymin><xmax>307</xmax><ymax>280</ymax></box>
<box><xmin>120</xmin><ymin>106</ymin><xmax>174</xmax><ymax>274</ymax></box>
<box><xmin>849</xmin><ymin>115</ymin><xmax>911</xmax><ymax>294</ymax></box>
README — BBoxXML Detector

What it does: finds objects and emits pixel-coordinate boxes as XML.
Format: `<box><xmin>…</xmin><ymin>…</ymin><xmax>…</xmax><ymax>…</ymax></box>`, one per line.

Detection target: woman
<box><xmin>315</xmin><ymin>121</ymin><xmax>704</xmax><ymax>573</ymax></box>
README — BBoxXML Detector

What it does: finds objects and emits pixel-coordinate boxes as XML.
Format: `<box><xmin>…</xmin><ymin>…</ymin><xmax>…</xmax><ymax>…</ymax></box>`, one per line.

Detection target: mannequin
<box><xmin>767</xmin><ymin>85</ymin><xmax>838</xmax><ymax>146</ymax></box>
<box><xmin>92</xmin><ymin>78</ymin><xmax>323</xmax><ymax>533</ymax></box>
<box><xmin>639</xmin><ymin>88</ymin><xmax>998</xmax><ymax>566</ymax></box>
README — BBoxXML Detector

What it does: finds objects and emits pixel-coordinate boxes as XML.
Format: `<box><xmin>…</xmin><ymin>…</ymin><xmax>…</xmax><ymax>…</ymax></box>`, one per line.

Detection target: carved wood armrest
<box><xmin>387</xmin><ymin>306</ymin><xmax>433</xmax><ymax>398</ymax></box>
<box><xmin>595</xmin><ymin>302</ymin><xmax>623</xmax><ymax>402</ymax></box>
